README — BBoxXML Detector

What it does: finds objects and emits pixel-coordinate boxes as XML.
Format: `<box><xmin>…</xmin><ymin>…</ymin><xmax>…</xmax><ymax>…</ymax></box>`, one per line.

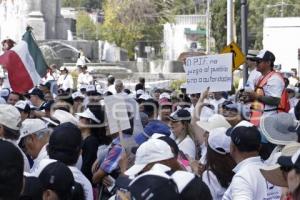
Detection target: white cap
<box><xmin>15</xmin><ymin>100</ymin><xmax>29</xmax><ymax>110</ymax></box>
<box><xmin>180</xmin><ymin>83</ymin><xmax>187</xmax><ymax>89</ymax></box>
<box><xmin>171</xmin><ymin>171</ymin><xmax>195</xmax><ymax>193</ymax></box>
<box><xmin>76</xmin><ymin>108</ymin><xmax>101</xmax><ymax>123</ymax></box>
<box><xmin>138</xmin><ymin>93</ymin><xmax>152</xmax><ymax>100</ymax></box>
<box><xmin>136</xmin><ymin>89</ymin><xmax>144</xmax><ymax>95</ymax></box>
<box><xmin>52</xmin><ymin>109</ymin><xmax>78</xmax><ymax>125</ymax></box>
<box><xmin>20</xmin><ymin>119</ymin><xmax>48</xmax><ymax>139</ymax></box>
<box><xmin>0</xmin><ymin>104</ymin><xmax>21</xmax><ymax>130</ymax></box>
<box><xmin>196</xmin><ymin>114</ymin><xmax>231</xmax><ymax>132</ymax></box>
<box><xmin>0</xmin><ymin>88</ymin><xmax>10</xmax><ymax>97</ymax></box>
<box><xmin>125</xmin><ymin>138</ymin><xmax>174</xmax><ymax>176</ymax></box>
<box><xmin>86</xmin><ymin>85</ymin><xmax>96</xmax><ymax>92</ymax></box>
<box><xmin>159</xmin><ymin>92</ymin><xmax>170</xmax><ymax>100</ymax></box>
<box><xmin>208</xmin><ymin>127</ymin><xmax>231</xmax><ymax>155</ymax></box>
<box><xmin>72</xmin><ymin>91</ymin><xmax>85</xmax><ymax>100</ymax></box>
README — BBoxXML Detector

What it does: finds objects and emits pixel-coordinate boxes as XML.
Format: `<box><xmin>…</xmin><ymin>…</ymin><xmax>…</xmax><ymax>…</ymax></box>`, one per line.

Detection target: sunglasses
<box><xmin>256</xmin><ymin>59</ymin><xmax>264</xmax><ymax>64</ymax></box>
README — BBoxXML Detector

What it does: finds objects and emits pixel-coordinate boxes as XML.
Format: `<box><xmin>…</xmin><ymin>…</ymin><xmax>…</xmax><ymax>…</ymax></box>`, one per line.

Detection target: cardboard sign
<box><xmin>222</xmin><ymin>42</ymin><xmax>245</xmax><ymax>71</ymax></box>
<box><xmin>104</xmin><ymin>95</ymin><xmax>131</xmax><ymax>135</ymax></box>
<box><xmin>185</xmin><ymin>53</ymin><xmax>232</xmax><ymax>94</ymax></box>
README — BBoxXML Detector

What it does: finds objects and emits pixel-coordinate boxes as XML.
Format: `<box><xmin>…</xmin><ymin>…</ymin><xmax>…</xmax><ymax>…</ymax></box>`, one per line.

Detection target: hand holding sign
<box><xmin>185</xmin><ymin>53</ymin><xmax>232</xmax><ymax>94</ymax></box>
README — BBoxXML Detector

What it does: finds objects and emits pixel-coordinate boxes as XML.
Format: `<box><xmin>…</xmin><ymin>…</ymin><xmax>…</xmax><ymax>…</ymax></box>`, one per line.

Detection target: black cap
<box><xmin>169</xmin><ymin>109</ymin><xmax>191</xmax><ymax>122</ymax></box>
<box><xmin>29</xmin><ymin>88</ymin><xmax>44</xmax><ymax>100</ymax></box>
<box><xmin>128</xmin><ymin>173</ymin><xmax>180</xmax><ymax>200</ymax></box>
<box><xmin>226</xmin><ymin>126</ymin><xmax>261</xmax><ymax>152</ymax></box>
<box><xmin>38</xmin><ymin>161</ymin><xmax>75</xmax><ymax>198</ymax></box>
<box><xmin>278</xmin><ymin>149</ymin><xmax>300</xmax><ymax>170</ymax></box>
<box><xmin>255</xmin><ymin>50</ymin><xmax>275</xmax><ymax>62</ymax></box>
<box><xmin>48</xmin><ymin>122</ymin><xmax>82</xmax><ymax>155</ymax></box>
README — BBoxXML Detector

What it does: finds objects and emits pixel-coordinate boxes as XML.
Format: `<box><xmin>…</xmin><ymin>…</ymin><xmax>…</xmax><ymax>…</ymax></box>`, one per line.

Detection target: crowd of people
<box><xmin>2</xmin><ymin>37</ymin><xmax>300</xmax><ymax>199</ymax></box>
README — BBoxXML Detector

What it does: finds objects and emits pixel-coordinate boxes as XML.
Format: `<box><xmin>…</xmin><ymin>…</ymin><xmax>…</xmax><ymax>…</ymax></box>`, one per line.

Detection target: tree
<box><xmin>76</xmin><ymin>11</ymin><xmax>97</xmax><ymax>40</ymax></box>
<box><xmin>211</xmin><ymin>0</ymin><xmax>300</xmax><ymax>52</ymax></box>
<box><xmin>99</xmin><ymin>0</ymin><xmax>174</xmax><ymax>59</ymax></box>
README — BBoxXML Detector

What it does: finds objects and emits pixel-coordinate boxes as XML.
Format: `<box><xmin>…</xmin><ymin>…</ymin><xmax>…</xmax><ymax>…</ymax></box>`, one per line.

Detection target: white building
<box><xmin>163</xmin><ymin>15</ymin><xmax>206</xmax><ymax>61</ymax></box>
<box><xmin>263</xmin><ymin>17</ymin><xmax>300</xmax><ymax>72</ymax></box>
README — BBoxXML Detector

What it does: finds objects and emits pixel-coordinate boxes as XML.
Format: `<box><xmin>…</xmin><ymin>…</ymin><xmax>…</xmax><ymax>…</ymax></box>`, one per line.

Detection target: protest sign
<box><xmin>104</xmin><ymin>95</ymin><xmax>131</xmax><ymax>135</ymax></box>
<box><xmin>185</xmin><ymin>53</ymin><xmax>232</xmax><ymax>94</ymax></box>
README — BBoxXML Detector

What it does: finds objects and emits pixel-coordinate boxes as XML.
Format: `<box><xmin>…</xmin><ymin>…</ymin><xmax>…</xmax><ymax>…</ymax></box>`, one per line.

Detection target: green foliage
<box><xmin>211</xmin><ymin>0</ymin><xmax>227</xmax><ymax>52</ymax></box>
<box><xmin>98</xmin><ymin>0</ymin><xmax>174</xmax><ymax>59</ymax></box>
<box><xmin>76</xmin><ymin>11</ymin><xmax>97</xmax><ymax>40</ymax></box>
<box><xmin>170</xmin><ymin>79</ymin><xmax>186</xmax><ymax>91</ymax></box>
<box><xmin>211</xmin><ymin>0</ymin><xmax>300</xmax><ymax>51</ymax></box>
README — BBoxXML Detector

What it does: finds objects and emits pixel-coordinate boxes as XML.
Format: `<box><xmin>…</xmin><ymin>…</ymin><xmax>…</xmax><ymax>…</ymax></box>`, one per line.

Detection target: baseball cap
<box><xmin>208</xmin><ymin>127</ymin><xmax>231</xmax><ymax>155</ymax></box>
<box><xmin>197</xmin><ymin>114</ymin><xmax>231</xmax><ymax>133</ymax></box>
<box><xmin>48</xmin><ymin>122</ymin><xmax>82</xmax><ymax>157</ymax></box>
<box><xmin>246</xmin><ymin>50</ymin><xmax>259</xmax><ymax>59</ymax></box>
<box><xmin>159</xmin><ymin>92</ymin><xmax>171</xmax><ymax>100</ymax></box>
<box><xmin>278</xmin><ymin>148</ymin><xmax>300</xmax><ymax>169</ymax></box>
<box><xmin>76</xmin><ymin>108</ymin><xmax>101</xmax><ymax>123</ymax></box>
<box><xmin>134</xmin><ymin>120</ymin><xmax>171</xmax><ymax>145</ymax></box>
<box><xmin>38</xmin><ymin>161</ymin><xmax>75</xmax><ymax>198</ymax></box>
<box><xmin>52</xmin><ymin>109</ymin><xmax>79</xmax><ymax>126</ymax></box>
<box><xmin>15</xmin><ymin>100</ymin><xmax>30</xmax><ymax>113</ymax></box>
<box><xmin>71</xmin><ymin>91</ymin><xmax>85</xmax><ymax>100</ymax></box>
<box><xmin>29</xmin><ymin>88</ymin><xmax>44</xmax><ymax>100</ymax></box>
<box><xmin>255</xmin><ymin>50</ymin><xmax>275</xmax><ymax>62</ymax></box>
<box><xmin>226</xmin><ymin>121</ymin><xmax>261</xmax><ymax>152</ymax></box>
<box><xmin>20</xmin><ymin>119</ymin><xmax>48</xmax><ymax>140</ymax></box>
<box><xmin>0</xmin><ymin>104</ymin><xmax>21</xmax><ymax>130</ymax></box>
<box><xmin>171</xmin><ymin>171</ymin><xmax>212</xmax><ymax>199</ymax></box>
<box><xmin>128</xmin><ymin>169</ymin><xmax>180</xmax><ymax>200</ymax></box>
<box><xmin>125</xmin><ymin>138</ymin><xmax>174</xmax><ymax>177</ymax></box>
<box><xmin>138</xmin><ymin>93</ymin><xmax>152</xmax><ymax>101</ymax></box>
<box><xmin>0</xmin><ymin>88</ymin><xmax>10</xmax><ymax>98</ymax></box>
<box><xmin>169</xmin><ymin>109</ymin><xmax>191</xmax><ymax>122</ymax></box>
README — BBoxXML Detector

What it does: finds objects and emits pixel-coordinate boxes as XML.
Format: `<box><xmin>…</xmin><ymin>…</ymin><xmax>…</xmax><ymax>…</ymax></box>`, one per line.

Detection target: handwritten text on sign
<box><xmin>185</xmin><ymin>53</ymin><xmax>232</xmax><ymax>94</ymax></box>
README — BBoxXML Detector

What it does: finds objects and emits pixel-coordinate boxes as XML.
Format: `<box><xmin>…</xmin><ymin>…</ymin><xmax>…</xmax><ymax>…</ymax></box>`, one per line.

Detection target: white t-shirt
<box><xmin>57</xmin><ymin>74</ymin><xmax>73</xmax><ymax>91</ymax></box>
<box><xmin>202</xmin><ymin>170</ymin><xmax>227</xmax><ymax>200</ymax></box>
<box><xmin>210</xmin><ymin>98</ymin><xmax>226</xmax><ymax>113</ymax></box>
<box><xmin>222</xmin><ymin>156</ymin><xmax>281</xmax><ymax>200</ymax></box>
<box><xmin>257</xmin><ymin>73</ymin><xmax>285</xmax><ymax>116</ymax></box>
<box><xmin>77</xmin><ymin>72</ymin><xmax>93</xmax><ymax>89</ymax></box>
<box><xmin>31</xmin><ymin>145</ymin><xmax>49</xmax><ymax>172</ymax></box>
<box><xmin>176</xmin><ymin>135</ymin><xmax>196</xmax><ymax>159</ymax></box>
<box><xmin>69</xmin><ymin>166</ymin><xmax>93</xmax><ymax>200</ymax></box>
<box><xmin>246</xmin><ymin>69</ymin><xmax>261</xmax><ymax>91</ymax></box>
<box><xmin>289</xmin><ymin>97</ymin><xmax>299</xmax><ymax>108</ymax></box>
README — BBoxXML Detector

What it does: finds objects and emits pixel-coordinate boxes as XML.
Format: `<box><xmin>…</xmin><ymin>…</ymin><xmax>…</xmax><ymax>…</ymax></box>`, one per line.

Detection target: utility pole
<box><xmin>227</xmin><ymin>0</ymin><xmax>233</xmax><ymax>44</ymax></box>
<box><xmin>241</xmin><ymin>0</ymin><xmax>248</xmax><ymax>86</ymax></box>
<box><xmin>206</xmin><ymin>0</ymin><xmax>211</xmax><ymax>54</ymax></box>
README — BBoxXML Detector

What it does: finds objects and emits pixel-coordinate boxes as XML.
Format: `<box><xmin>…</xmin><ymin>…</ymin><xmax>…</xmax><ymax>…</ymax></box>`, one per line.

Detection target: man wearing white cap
<box><xmin>20</xmin><ymin>119</ymin><xmax>50</xmax><ymax>172</ymax></box>
<box><xmin>0</xmin><ymin>104</ymin><xmax>30</xmax><ymax>172</ymax></box>
<box><xmin>77</xmin><ymin>65</ymin><xmax>93</xmax><ymax>90</ymax></box>
<box><xmin>57</xmin><ymin>67</ymin><xmax>73</xmax><ymax>91</ymax></box>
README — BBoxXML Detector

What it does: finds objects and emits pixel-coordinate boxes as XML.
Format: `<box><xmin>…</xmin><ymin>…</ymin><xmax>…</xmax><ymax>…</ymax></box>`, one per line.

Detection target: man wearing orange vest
<box><xmin>243</xmin><ymin>50</ymin><xmax>285</xmax><ymax>126</ymax></box>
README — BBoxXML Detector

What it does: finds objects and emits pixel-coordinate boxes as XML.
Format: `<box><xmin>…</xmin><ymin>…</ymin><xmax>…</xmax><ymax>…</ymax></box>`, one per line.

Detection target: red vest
<box><xmin>250</xmin><ymin>71</ymin><xmax>289</xmax><ymax>126</ymax></box>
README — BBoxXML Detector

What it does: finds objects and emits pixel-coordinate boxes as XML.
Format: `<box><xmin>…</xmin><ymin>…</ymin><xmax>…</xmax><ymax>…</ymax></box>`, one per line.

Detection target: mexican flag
<box><xmin>0</xmin><ymin>28</ymin><xmax>48</xmax><ymax>93</ymax></box>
